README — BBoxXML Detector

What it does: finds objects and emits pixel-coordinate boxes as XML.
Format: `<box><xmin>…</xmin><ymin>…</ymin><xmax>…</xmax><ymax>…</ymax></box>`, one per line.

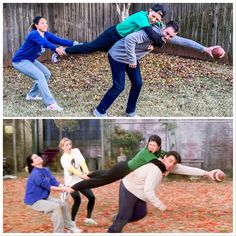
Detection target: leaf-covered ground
<box><xmin>3</xmin><ymin>175</ymin><xmax>233</xmax><ymax>233</ymax></box>
<box><xmin>3</xmin><ymin>53</ymin><xmax>233</xmax><ymax>117</ymax></box>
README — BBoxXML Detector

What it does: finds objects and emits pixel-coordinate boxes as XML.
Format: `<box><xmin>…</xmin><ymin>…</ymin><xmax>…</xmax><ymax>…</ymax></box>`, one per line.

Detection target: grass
<box><xmin>3</xmin><ymin>52</ymin><xmax>233</xmax><ymax>117</ymax></box>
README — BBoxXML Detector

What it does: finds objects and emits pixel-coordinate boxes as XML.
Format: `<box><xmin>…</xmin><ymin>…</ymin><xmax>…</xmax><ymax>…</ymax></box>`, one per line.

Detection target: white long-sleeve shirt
<box><xmin>122</xmin><ymin>163</ymin><xmax>166</xmax><ymax>211</ymax></box>
<box><xmin>122</xmin><ymin>161</ymin><xmax>206</xmax><ymax>211</ymax></box>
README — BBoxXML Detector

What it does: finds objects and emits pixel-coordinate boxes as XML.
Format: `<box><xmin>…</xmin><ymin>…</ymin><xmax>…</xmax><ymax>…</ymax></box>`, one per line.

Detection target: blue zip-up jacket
<box><xmin>24</xmin><ymin>167</ymin><xmax>60</xmax><ymax>205</ymax></box>
<box><xmin>12</xmin><ymin>30</ymin><xmax>74</xmax><ymax>62</ymax></box>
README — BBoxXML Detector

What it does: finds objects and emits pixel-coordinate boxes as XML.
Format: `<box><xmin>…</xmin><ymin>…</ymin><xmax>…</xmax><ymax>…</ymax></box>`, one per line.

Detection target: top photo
<box><xmin>3</xmin><ymin>2</ymin><xmax>233</xmax><ymax>118</ymax></box>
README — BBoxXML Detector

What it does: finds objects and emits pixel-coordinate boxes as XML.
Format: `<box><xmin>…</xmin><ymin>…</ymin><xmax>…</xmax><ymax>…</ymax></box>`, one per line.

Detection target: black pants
<box><xmin>71</xmin><ymin>161</ymin><xmax>131</xmax><ymax>191</ymax></box>
<box><xmin>70</xmin><ymin>188</ymin><xmax>95</xmax><ymax>221</ymax></box>
<box><xmin>65</xmin><ymin>26</ymin><xmax>122</xmax><ymax>54</ymax></box>
<box><xmin>108</xmin><ymin>181</ymin><xmax>147</xmax><ymax>233</ymax></box>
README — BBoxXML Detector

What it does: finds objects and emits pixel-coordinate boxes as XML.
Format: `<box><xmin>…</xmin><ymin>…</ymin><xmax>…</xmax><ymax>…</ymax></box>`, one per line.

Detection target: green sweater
<box><xmin>116</xmin><ymin>11</ymin><xmax>163</xmax><ymax>37</ymax></box>
<box><xmin>128</xmin><ymin>148</ymin><xmax>167</xmax><ymax>171</ymax></box>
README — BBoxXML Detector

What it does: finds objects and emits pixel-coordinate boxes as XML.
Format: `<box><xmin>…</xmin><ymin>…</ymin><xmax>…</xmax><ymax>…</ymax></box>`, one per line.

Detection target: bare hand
<box><xmin>206</xmin><ymin>169</ymin><xmax>221</xmax><ymax>181</ymax></box>
<box><xmin>204</xmin><ymin>46</ymin><xmax>225</xmax><ymax>58</ymax></box>
<box><xmin>64</xmin><ymin>186</ymin><xmax>74</xmax><ymax>193</ymax></box>
<box><xmin>56</xmin><ymin>47</ymin><xmax>66</xmax><ymax>56</ymax></box>
<box><xmin>80</xmin><ymin>174</ymin><xmax>90</xmax><ymax>180</ymax></box>
<box><xmin>129</xmin><ymin>64</ymin><xmax>136</xmax><ymax>68</ymax></box>
<box><xmin>147</xmin><ymin>45</ymin><xmax>154</xmax><ymax>51</ymax></box>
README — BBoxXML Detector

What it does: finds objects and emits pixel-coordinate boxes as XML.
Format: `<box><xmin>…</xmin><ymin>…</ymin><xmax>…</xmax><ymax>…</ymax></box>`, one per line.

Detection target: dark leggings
<box><xmin>71</xmin><ymin>161</ymin><xmax>131</xmax><ymax>191</ymax></box>
<box><xmin>70</xmin><ymin>188</ymin><xmax>95</xmax><ymax>221</ymax></box>
<box><xmin>65</xmin><ymin>26</ymin><xmax>122</xmax><ymax>54</ymax></box>
<box><xmin>108</xmin><ymin>181</ymin><xmax>147</xmax><ymax>233</ymax></box>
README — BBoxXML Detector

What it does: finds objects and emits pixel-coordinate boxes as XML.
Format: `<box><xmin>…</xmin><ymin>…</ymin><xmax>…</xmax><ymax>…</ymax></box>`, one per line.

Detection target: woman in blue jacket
<box><xmin>12</xmin><ymin>16</ymin><xmax>78</xmax><ymax>111</ymax></box>
<box><xmin>24</xmin><ymin>153</ymin><xmax>82</xmax><ymax>233</ymax></box>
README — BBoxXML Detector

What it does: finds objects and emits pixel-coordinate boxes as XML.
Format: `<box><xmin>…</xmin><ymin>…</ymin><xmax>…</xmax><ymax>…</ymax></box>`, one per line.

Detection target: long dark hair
<box><xmin>26</xmin><ymin>154</ymin><xmax>34</xmax><ymax>173</ymax></box>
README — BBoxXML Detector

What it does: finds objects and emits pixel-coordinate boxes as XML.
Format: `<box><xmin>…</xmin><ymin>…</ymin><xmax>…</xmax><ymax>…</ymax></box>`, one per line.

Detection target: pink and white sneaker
<box><xmin>46</xmin><ymin>103</ymin><xmax>63</xmax><ymax>111</ymax></box>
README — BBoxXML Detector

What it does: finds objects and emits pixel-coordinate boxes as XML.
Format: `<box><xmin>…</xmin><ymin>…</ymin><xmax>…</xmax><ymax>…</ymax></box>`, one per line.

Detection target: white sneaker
<box><xmin>60</xmin><ymin>191</ymin><xmax>69</xmax><ymax>202</ymax></box>
<box><xmin>47</xmin><ymin>103</ymin><xmax>64</xmax><ymax>111</ymax></box>
<box><xmin>51</xmin><ymin>52</ymin><xmax>61</xmax><ymax>64</ymax></box>
<box><xmin>68</xmin><ymin>226</ymin><xmax>83</xmax><ymax>233</ymax></box>
<box><xmin>26</xmin><ymin>94</ymin><xmax>43</xmax><ymax>101</ymax></box>
<box><xmin>92</xmin><ymin>108</ymin><xmax>107</xmax><ymax>117</ymax></box>
<box><xmin>126</xmin><ymin>111</ymin><xmax>137</xmax><ymax>117</ymax></box>
<box><xmin>84</xmin><ymin>218</ymin><xmax>98</xmax><ymax>225</ymax></box>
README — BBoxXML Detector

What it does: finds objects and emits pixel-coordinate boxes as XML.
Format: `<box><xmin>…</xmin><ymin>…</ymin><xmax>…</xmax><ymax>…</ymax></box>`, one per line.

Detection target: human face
<box><xmin>162</xmin><ymin>155</ymin><xmax>177</xmax><ymax>171</ymax></box>
<box><xmin>162</xmin><ymin>26</ymin><xmax>177</xmax><ymax>42</ymax></box>
<box><xmin>31</xmin><ymin>154</ymin><xmax>43</xmax><ymax>167</ymax></box>
<box><xmin>62</xmin><ymin>140</ymin><xmax>72</xmax><ymax>153</ymax></box>
<box><xmin>148</xmin><ymin>10</ymin><xmax>162</xmax><ymax>25</ymax></box>
<box><xmin>35</xmin><ymin>18</ymin><xmax>48</xmax><ymax>33</ymax></box>
<box><xmin>147</xmin><ymin>141</ymin><xmax>160</xmax><ymax>153</ymax></box>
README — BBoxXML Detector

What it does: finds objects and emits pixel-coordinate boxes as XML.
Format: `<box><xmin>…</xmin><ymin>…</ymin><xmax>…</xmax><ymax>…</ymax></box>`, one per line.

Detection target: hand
<box><xmin>64</xmin><ymin>186</ymin><xmax>74</xmax><ymax>193</ymax></box>
<box><xmin>56</xmin><ymin>46</ymin><xmax>66</xmax><ymax>56</ymax></box>
<box><xmin>80</xmin><ymin>174</ymin><xmax>90</xmax><ymax>180</ymax></box>
<box><xmin>205</xmin><ymin>169</ymin><xmax>221</xmax><ymax>181</ymax></box>
<box><xmin>129</xmin><ymin>64</ymin><xmax>136</xmax><ymax>68</ymax></box>
<box><xmin>147</xmin><ymin>45</ymin><xmax>154</xmax><ymax>51</ymax></box>
<box><xmin>160</xmin><ymin>204</ymin><xmax>167</xmax><ymax>212</ymax></box>
<box><xmin>204</xmin><ymin>46</ymin><xmax>225</xmax><ymax>58</ymax></box>
<box><xmin>163</xmin><ymin>171</ymin><xmax>170</xmax><ymax>176</ymax></box>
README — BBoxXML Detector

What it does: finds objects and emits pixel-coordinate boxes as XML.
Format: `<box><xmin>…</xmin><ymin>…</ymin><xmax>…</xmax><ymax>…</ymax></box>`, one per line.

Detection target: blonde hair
<box><xmin>59</xmin><ymin>137</ymin><xmax>72</xmax><ymax>151</ymax></box>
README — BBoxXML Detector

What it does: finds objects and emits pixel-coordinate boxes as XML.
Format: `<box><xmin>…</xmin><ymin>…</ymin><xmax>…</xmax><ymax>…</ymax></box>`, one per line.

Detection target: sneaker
<box><xmin>51</xmin><ymin>52</ymin><xmax>61</xmax><ymax>64</ymax></box>
<box><xmin>84</xmin><ymin>218</ymin><xmax>98</xmax><ymax>226</ymax></box>
<box><xmin>47</xmin><ymin>103</ymin><xmax>64</xmax><ymax>111</ymax></box>
<box><xmin>92</xmin><ymin>108</ymin><xmax>108</xmax><ymax>117</ymax></box>
<box><xmin>26</xmin><ymin>94</ymin><xmax>43</xmax><ymax>101</ymax></box>
<box><xmin>126</xmin><ymin>111</ymin><xmax>137</xmax><ymax>117</ymax></box>
<box><xmin>68</xmin><ymin>226</ymin><xmax>83</xmax><ymax>233</ymax></box>
<box><xmin>60</xmin><ymin>191</ymin><xmax>69</xmax><ymax>202</ymax></box>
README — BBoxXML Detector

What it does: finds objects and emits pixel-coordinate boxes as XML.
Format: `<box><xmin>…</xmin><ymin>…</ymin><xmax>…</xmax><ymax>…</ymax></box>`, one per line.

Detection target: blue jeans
<box><xmin>96</xmin><ymin>55</ymin><xmax>143</xmax><ymax>114</ymax></box>
<box><xmin>65</xmin><ymin>26</ymin><xmax>122</xmax><ymax>54</ymax></box>
<box><xmin>12</xmin><ymin>60</ymin><xmax>55</xmax><ymax>106</ymax></box>
<box><xmin>108</xmin><ymin>181</ymin><xmax>147</xmax><ymax>233</ymax></box>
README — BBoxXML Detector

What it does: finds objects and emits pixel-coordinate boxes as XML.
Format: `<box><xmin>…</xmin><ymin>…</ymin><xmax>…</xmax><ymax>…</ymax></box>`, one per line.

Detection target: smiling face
<box><xmin>61</xmin><ymin>140</ymin><xmax>72</xmax><ymax>153</ymax></box>
<box><xmin>148</xmin><ymin>9</ymin><xmax>162</xmax><ymax>25</ymax></box>
<box><xmin>147</xmin><ymin>141</ymin><xmax>161</xmax><ymax>153</ymax></box>
<box><xmin>162</xmin><ymin>26</ymin><xmax>178</xmax><ymax>42</ymax></box>
<box><xmin>162</xmin><ymin>155</ymin><xmax>177</xmax><ymax>171</ymax></box>
<box><xmin>35</xmin><ymin>18</ymin><xmax>48</xmax><ymax>33</ymax></box>
<box><xmin>31</xmin><ymin>154</ymin><xmax>44</xmax><ymax>167</ymax></box>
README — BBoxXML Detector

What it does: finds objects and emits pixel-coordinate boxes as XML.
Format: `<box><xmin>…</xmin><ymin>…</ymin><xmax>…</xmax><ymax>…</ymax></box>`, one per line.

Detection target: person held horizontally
<box><xmin>69</xmin><ymin>135</ymin><xmax>220</xmax><ymax>193</ymax></box>
<box><xmin>52</xmin><ymin>4</ymin><xmax>166</xmax><ymax>62</ymax></box>
<box><xmin>24</xmin><ymin>154</ymin><xmax>81</xmax><ymax>233</ymax></box>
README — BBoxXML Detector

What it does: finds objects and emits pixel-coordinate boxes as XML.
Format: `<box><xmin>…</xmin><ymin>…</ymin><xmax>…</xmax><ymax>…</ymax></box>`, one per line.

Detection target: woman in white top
<box><xmin>59</xmin><ymin>138</ymin><xmax>97</xmax><ymax>226</ymax></box>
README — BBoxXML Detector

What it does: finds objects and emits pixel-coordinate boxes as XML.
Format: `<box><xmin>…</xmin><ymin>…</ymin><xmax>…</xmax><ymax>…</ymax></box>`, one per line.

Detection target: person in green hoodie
<box><xmin>63</xmin><ymin>134</ymin><xmax>218</xmax><ymax>199</ymax></box>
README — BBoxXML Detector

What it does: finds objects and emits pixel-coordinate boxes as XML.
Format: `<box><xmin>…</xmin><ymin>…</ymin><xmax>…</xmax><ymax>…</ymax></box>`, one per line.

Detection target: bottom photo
<box><xmin>3</xmin><ymin>119</ymin><xmax>233</xmax><ymax>233</ymax></box>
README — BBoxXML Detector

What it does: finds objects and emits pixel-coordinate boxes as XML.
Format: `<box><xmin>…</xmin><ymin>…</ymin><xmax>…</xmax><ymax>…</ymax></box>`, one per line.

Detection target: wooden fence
<box><xmin>3</xmin><ymin>3</ymin><xmax>233</xmax><ymax>66</ymax></box>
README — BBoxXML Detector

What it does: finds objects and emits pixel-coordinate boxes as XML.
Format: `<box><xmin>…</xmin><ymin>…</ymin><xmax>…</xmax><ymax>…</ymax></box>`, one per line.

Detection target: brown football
<box><xmin>212</xmin><ymin>47</ymin><xmax>225</xmax><ymax>59</ymax></box>
<box><xmin>213</xmin><ymin>170</ymin><xmax>225</xmax><ymax>182</ymax></box>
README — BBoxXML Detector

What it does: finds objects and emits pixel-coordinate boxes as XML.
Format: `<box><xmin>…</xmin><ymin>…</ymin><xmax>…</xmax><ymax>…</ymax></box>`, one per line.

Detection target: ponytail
<box><xmin>27</xmin><ymin>16</ymin><xmax>44</xmax><ymax>33</ymax></box>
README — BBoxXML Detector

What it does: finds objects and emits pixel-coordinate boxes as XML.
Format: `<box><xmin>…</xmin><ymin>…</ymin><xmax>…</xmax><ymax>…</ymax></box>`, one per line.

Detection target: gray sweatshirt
<box><xmin>108</xmin><ymin>25</ymin><xmax>206</xmax><ymax>66</ymax></box>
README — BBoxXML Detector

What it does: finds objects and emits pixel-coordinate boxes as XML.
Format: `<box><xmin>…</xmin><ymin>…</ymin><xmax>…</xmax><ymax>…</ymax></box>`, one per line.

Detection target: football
<box><xmin>212</xmin><ymin>47</ymin><xmax>225</xmax><ymax>59</ymax></box>
<box><xmin>213</xmin><ymin>170</ymin><xmax>225</xmax><ymax>182</ymax></box>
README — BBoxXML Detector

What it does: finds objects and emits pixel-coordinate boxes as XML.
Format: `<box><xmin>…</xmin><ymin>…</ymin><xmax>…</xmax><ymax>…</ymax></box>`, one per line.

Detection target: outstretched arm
<box><xmin>170</xmin><ymin>163</ymin><xmax>219</xmax><ymax>181</ymax></box>
<box><xmin>168</xmin><ymin>36</ymin><xmax>225</xmax><ymax>58</ymax></box>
